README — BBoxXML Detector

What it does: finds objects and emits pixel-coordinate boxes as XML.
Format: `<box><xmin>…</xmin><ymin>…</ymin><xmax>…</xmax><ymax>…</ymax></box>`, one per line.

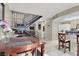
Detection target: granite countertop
<box><xmin>66</xmin><ymin>29</ymin><xmax>79</xmax><ymax>33</ymax></box>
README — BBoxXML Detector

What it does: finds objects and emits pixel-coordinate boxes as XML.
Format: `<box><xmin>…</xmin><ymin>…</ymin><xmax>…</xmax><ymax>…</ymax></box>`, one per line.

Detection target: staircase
<box><xmin>23</xmin><ymin>15</ymin><xmax>42</xmax><ymax>36</ymax></box>
<box><xmin>12</xmin><ymin>11</ymin><xmax>42</xmax><ymax>34</ymax></box>
<box><xmin>24</xmin><ymin>15</ymin><xmax>42</xmax><ymax>28</ymax></box>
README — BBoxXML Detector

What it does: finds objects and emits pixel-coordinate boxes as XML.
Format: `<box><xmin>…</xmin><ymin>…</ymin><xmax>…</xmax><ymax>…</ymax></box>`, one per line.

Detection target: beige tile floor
<box><xmin>45</xmin><ymin>34</ymin><xmax>77</xmax><ymax>56</ymax></box>
<box><xmin>17</xmin><ymin>34</ymin><xmax>77</xmax><ymax>56</ymax></box>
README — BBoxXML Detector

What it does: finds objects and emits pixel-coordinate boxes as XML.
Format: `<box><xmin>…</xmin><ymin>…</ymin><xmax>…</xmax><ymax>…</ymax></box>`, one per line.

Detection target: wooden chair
<box><xmin>38</xmin><ymin>42</ymin><xmax>45</xmax><ymax>56</ymax></box>
<box><xmin>77</xmin><ymin>35</ymin><xmax>79</xmax><ymax>44</ymax></box>
<box><xmin>32</xmin><ymin>42</ymin><xmax>45</xmax><ymax>56</ymax></box>
<box><xmin>58</xmin><ymin>33</ymin><xmax>70</xmax><ymax>53</ymax></box>
<box><xmin>77</xmin><ymin>35</ymin><xmax>79</xmax><ymax>56</ymax></box>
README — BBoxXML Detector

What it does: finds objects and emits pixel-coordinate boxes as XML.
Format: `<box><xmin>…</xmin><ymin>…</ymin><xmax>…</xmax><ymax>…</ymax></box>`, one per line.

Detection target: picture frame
<box><xmin>38</xmin><ymin>24</ymin><xmax>41</xmax><ymax>30</ymax></box>
<box><xmin>43</xmin><ymin>26</ymin><xmax>45</xmax><ymax>31</ymax></box>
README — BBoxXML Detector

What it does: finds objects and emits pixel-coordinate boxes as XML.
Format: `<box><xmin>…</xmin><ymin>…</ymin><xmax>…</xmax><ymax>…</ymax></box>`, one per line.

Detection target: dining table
<box><xmin>0</xmin><ymin>36</ymin><xmax>45</xmax><ymax>56</ymax></box>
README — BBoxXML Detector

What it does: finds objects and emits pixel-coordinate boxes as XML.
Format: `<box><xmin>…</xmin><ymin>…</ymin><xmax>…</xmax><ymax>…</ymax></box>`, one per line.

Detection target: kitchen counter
<box><xmin>65</xmin><ymin>29</ymin><xmax>79</xmax><ymax>34</ymax></box>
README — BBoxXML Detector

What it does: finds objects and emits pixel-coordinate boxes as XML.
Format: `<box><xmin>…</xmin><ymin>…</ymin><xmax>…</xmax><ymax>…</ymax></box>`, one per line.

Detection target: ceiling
<box><xmin>7</xmin><ymin>3</ymin><xmax>79</xmax><ymax>20</ymax></box>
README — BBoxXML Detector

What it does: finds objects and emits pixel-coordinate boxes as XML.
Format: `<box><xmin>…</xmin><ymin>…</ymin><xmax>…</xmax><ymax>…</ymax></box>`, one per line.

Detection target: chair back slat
<box><xmin>58</xmin><ymin>33</ymin><xmax>66</xmax><ymax>41</ymax></box>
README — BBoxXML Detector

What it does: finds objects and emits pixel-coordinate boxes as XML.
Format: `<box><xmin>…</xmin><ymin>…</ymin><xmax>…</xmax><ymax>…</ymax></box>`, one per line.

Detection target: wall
<box><xmin>35</xmin><ymin>20</ymin><xmax>46</xmax><ymax>41</ymax></box>
<box><xmin>35</xmin><ymin>18</ymin><xmax>52</xmax><ymax>42</ymax></box>
<box><xmin>45</xmin><ymin>19</ymin><xmax>52</xmax><ymax>41</ymax></box>
<box><xmin>52</xmin><ymin>18</ymin><xmax>60</xmax><ymax>41</ymax></box>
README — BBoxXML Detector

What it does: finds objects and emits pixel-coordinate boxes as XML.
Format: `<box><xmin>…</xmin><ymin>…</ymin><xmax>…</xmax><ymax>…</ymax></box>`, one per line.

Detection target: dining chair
<box><xmin>77</xmin><ymin>34</ymin><xmax>79</xmax><ymax>56</ymax></box>
<box><xmin>58</xmin><ymin>33</ymin><xmax>70</xmax><ymax>53</ymax></box>
<box><xmin>77</xmin><ymin>35</ymin><xmax>79</xmax><ymax>44</ymax></box>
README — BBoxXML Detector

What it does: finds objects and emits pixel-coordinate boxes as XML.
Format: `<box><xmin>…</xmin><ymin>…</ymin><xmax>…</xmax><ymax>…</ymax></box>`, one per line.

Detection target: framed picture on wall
<box><xmin>38</xmin><ymin>24</ymin><xmax>41</xmax><ymax>30</ymax></box>
<box><xmin>43</xmin><ymin>26</ymin><xmax>45</xmax><ymax>31</ymax></box>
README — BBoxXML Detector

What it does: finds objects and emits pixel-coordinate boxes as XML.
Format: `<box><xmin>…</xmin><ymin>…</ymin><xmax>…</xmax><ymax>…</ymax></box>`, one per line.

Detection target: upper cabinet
<box><xmin>70</xmin><ymin>20</ymin><xmax>77</xmax><ymax>29</ymax></box>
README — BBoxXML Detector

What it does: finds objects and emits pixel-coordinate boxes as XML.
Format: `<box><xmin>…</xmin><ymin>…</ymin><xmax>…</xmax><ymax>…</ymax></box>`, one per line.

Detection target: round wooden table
<box><xmin>0</xmin><ymin>37</ymin><xmax>45</xmax><ymax>56</ymax></box>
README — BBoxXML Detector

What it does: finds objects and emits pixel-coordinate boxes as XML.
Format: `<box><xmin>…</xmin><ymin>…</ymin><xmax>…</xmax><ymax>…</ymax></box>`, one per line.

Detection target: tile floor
<box><xmin>45</xmin><ymin>34</ymin><xmax>77</xmax><ymax>56</ymax></box>
<box><xmin>17</xmin><ymin>34</ymin><xmax>77</xmax><ymax>56</ymax></box>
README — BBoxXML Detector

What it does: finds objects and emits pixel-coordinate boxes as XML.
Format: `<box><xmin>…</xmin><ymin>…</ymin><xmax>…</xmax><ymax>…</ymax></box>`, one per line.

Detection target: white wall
<box><xmin>35</xmin><ymin>20</ymin><xmax>46</xmax><ymax>41</ymax></box>
<box><xmin>52</xmin><ymin>18</ymin><xmax>60</xmax><ymax>41</ymax></box>
<box><xmin>45</xmin><ymin>19</ymin><xmax>52</xmax><ymax>41</ymax></box>
<box><xmin>35</xmin><ymin>18</ymin><xmax>52</xmax><ymax>42</ymax></box>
